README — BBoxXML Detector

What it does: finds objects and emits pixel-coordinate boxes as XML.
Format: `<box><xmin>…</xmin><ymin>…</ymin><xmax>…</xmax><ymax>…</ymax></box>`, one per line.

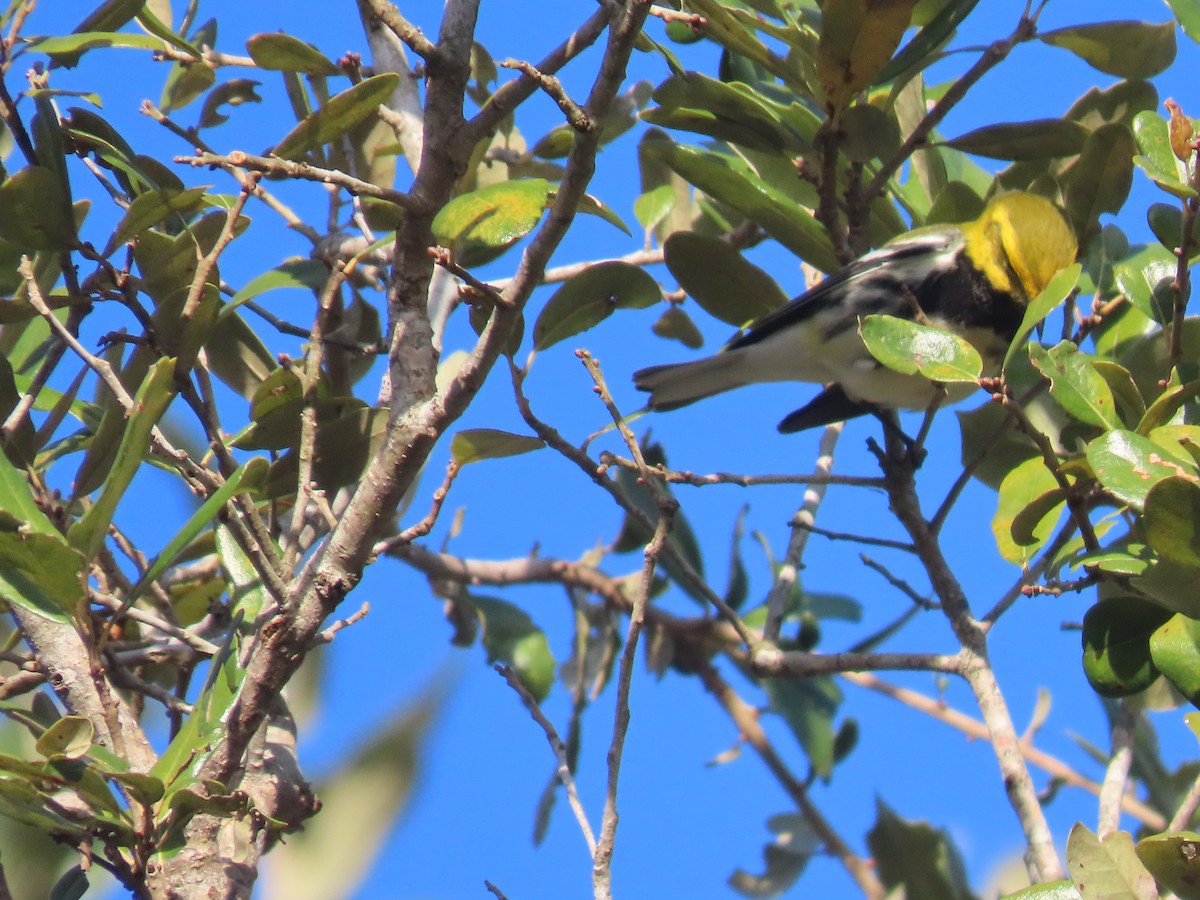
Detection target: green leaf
<box><xmin>1002</xmin><ymin>882</ymin><xmax>1081</xmax><ymax>899</ymax></box>
<box><xmin>645</xmin><ymin>71</ymin><xmax>814</xmax><ymax>155</ymax></box>
<box><xmin>1066</xmin><ymin>123</ymin><xmax>1137</xmax><ymax>236</ymax></box>
<box><xmin>1133</xmin><ymin>110</ymin><xmax>1196</xmax><ymax>200</ymax></box>
<box><xmin>0</xmin><ymin>532</ymin><xmax>85</xmax><ymax>621</ymax></box>
<box><xmin>1093</xmin><ymin>360</ymin><xmax>1146</xmax><ymax>427</ymax></box>
<box><xmin>1041</xmin><ymin>21</ymin><xmax>1177</xmax><ymax>79</ymax></box>
<box><xmin>49</xmin><ymin>865</ymin><xmax>89</xmax><ymax>900</ymax></box>
<box><xmin>0</xmin><ymin>449</ymin><xmax>60</xmax><ymax>537</ymax></box>
<box><xmin>151</xmin><ymin>625</ymin><xmax>247</xmax><ymax>794</ymax></box>
<box><xmin>125</xmin><ymin>458</ymin><xmax>268</xmax><ymax>605</ymax></box>
<box><xmin>867</xmin><ymin>799</ymin><xmax>974</xmax><ymax>900</ymax></box>
<box><xmin>215</xmin><ymin>523</ymin><xmax>268</xmax><ymax>631</ymax></box>
<box><xmin>198</xmin><ymin>78</ymin><xmax>264</xmax><ymax>130</ymax></box>
<box><xmin>1138</xmin><ymin>381</ymin><xmax>1200</xmax><ymax>435</ymax></box>
<box><xmin>993</xmin><ymin>456</ymin><xmax>1061</xmax><ymax>565</ymax></box>
<box><xmin>205</xmin><ymin>309</ymin><xmax>278</xmax><ymax>400</ymax></box>
<box><xmin>1086</xmin><ymin>429</ymin><xmax>1196</xmax><ymax>511</ymax></box>
<box><xmin>941</xmin><ymin>119</ymin><xmax>1089</xmax><ymax>161</ymax></box>
<box><xmin>1028</xmin><ymin>341</ymin><xmax>1122</xmax><ymax>430</ymax></box>
<box><xmin>103</xmin><ymin>185</ymin><xmax>208</xmax><ymax>256</ymax></box>
<box><xmin>0</xmin><ymin>167</ymin><xmax>78</xmax><ymax>250</ymax></box>
<box><xmin>71</xmin><ymin>0</ymin><xmax>146</xmax><ymax>34</ymax></box>
<box><xmin>67</xmin><ymin>357</ymin><xmax>177</xmax><ymax>560</ymax></box>
<box><xmin>532</xmin><ymin>261</ymin><xmax>660</xmax><ymax>350</ymax></box>
<box><xmin>1150</xmin><ymin>613</ymin><xmax>1200</xmax><ymax>706</ymax></box>
<box><xmin>1003</xmin><ymin>264</ymin><xmax>1082</xmax><ymax>373</ymax></box>
<box><xmin>1136</xmin><ymin>831</ymin><xmax>1200</xmax><ymax>898</ymax></box>
<box><xmin>450</xmin><ymin>429</ymin><xmax>545</xmax><ymax>466</ymax></box>
<box><xmin>35</xmin><ymin>717</ymin><xmax>94</xmax><ymax>760</ymax></box>
<box><xmin>762</xmin><ymin>676</ymin><xmax>841</xmax><ymax>781</ymax></box>
<box><xmin>1145</xmin><ymin>477</ymin><xmax>1200</xmax><ymax>568</ymax></box>
<box><xmin>1082</xmin><ymin>597</ymin><xmax>1170</xmax><ymax>697</ymax></box>
<box><xmin>223</xmin><ymin>259</ymin><xmax>329</xmax><ymax>319</ymax></box>
<box><xmin>431</xmin><ymin>178</ymin><xmax>550</xmax><ymax>269</ymax></box>
<box><xmin>272</xmin><ymin>73</ymin><xmax>400</xmax><ymax>160</ymax></box>
<box><xmin>468</xmin><ymin>596</ymin><xmax>556</xmax><ymax>702</ymax></box>
<box><xmin>634</xmin><ymin>184</ymin><xmax>677</xmax><ymax>232</ymax></box>
<box><xmin>728</xmin><ymin>813</ymin><xmax>820</xmax><ymax>898</ymax></box>
<box><xmin>679</xmin><ymin>0</ymin><xmax>790</xmax><ymax>89</ymax></box>
<box><xmin>246</xmin><ymin>32</ymin><xmax>339</xmax><ymax>75</ymax></box>
<box><xmin>876</xmin><ymin>0</ymin><xmax>982</xmax><ymax>85</ymax></box>
<box><xmin>1066</xmin><ymin>823</ymin><xmax>1159</xmax><ymax>898</ymax></box>
<box><xmin>1112</xmin><ymin>241</ymin><xmax>1177</xmax><ymax>324</ymax></box>
<box><xmin>859</xmin><ymin>314</ymin><xmax>983</xmax><ymax>383</ymax></box>
<box><xmin>1166</xmin><ymin>0</ymin><xmax>1200</xmax><ymax>46</ymax></box>
<box><xmin>32</xmin><ymin>32</ymin><xmax>166</xmax><ymax>59</ymax></box>
<box><xmin>639</xmin><ymin>141</ymin><xmax>840</xmax><ymax>273</ymax></box>
<box><xmin>817</xmin><ymin>0</ymin><xmax>919</xmax><ymax>110</ymax></box>
<box><xmin>651</xmin><ymin>306</ymin><xmax>705</xmax><ymax>349</ymax></box>
<box><xmin>1147</xmin><ymin>202</ymin><xmax>1187</xmax><ymax>252</ymax></box>
<box><xmin>135</xmin><ymin>5</ymin><xmax>203</xmax><ymax>57</ymax></box>
<box><xmin>610</xmin><ymin>441</ymin><xmax>707</xmax><ymax>602</ymax></box>
<box><xmin>662</xmin><ymin>231</ymin><xmax>788</xmax><ymax>327</ymax></box>
<box><xmin>573</xmin><ymin>193</ymin><xmax>632</xmax><ymax>236</ymax></box>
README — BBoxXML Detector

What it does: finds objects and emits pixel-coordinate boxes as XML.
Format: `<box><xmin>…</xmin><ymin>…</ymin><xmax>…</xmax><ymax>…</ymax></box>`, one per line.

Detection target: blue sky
<box><xmin>18</xmin><ymin>1</ymin><xmax>1200</xmax><ymax>898</ymax></box>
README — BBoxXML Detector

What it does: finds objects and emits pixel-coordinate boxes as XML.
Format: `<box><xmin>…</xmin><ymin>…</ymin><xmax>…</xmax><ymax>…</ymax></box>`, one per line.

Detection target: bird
<box><xmin>634</xmin><ymin>191</ymin><xmax>1078</xmax><ymax>433</ymax></box>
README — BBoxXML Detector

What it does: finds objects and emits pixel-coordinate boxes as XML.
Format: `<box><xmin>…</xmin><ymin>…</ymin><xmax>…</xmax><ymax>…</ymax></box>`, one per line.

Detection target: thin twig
<box><xmin>764</xmin><ymin>424</ymin><xmax>842</xmax><ymax>641</ymax></box>
<box><xmin>178</xmin><ymin>150</ymin><xmax>420</xmax><ymax>211</ymax></box>
<box><xmin>593</xmin><ymin>504</ymin><xmax>671</xmax><ymax>899</ymax></box>
<box><xmin>846</xmin><ymin>671</ymin><xmax>1165</xmax><ymax>830</ymax></box>
<box><xmin>863</xmin><ymin>14</ymin><xmax>1038</xmax><ymax>203</ymax></box>
<box><xmin>315</xmin><ymin>603</ymin><xmax>371</xmax><ymax>644</ymax></box>
<box><xmin>598</xmin><ymin>453</ymin><xmax>884</xmax><ymax>488</ymax></box>
<box><xmin>498</xmin><ymin>59</ymin><xmax>592</xmax><ymax>132</ymax></box>
<box><xmin>696</xmin><ymin>658</ymin><xmax>885</xmax><ymax>899</ymax></box>
<box><xmin>495</xmin><ymin>664</ymin><xmax>597</xmax><ymax>856</ymax></box>
<box><xmin>1097</xmin><ymin>701</ymin><xmax>1136</xmax><ymax>838</ymax></box>
<box><xmin>751</xmin><ymin>646</ymin><xmax>961</xmax><ymax>677</ymax></box>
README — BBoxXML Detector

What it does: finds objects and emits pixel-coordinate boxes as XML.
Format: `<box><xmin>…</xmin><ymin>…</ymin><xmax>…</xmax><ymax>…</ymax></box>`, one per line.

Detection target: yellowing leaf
<box><xmin>817</xmin><ymin>0</ymin><xmax>919</xmax><ymax>110</ymax></box>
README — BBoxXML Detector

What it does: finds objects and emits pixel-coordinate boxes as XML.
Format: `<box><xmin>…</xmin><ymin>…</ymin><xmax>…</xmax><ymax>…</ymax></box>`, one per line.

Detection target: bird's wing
<box><xmin>724</xmin><ymin>231</ymin><xmax>960</xmax><ymax>352</ymax></box>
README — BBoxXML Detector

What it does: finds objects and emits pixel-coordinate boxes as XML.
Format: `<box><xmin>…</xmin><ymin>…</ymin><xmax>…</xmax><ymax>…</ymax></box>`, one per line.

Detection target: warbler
<box><xmin>634</xmin><ymin>192</ymin><xmax>1078</xmax><ymax>432</ymax></box>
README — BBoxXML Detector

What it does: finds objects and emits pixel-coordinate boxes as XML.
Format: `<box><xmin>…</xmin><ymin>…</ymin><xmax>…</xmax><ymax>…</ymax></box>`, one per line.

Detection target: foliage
<box><xmin>1</xmin><ymin>1</ymin><xmax>1200</xmax><ymax>898</ymax></box>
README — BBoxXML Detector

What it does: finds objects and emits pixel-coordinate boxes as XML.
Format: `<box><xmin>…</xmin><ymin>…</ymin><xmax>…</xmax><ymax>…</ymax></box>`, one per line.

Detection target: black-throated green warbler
<box><xmin>634</xmin><ymin>192</ymin><xmax>1078</xmax><ymax>432</ymax></box>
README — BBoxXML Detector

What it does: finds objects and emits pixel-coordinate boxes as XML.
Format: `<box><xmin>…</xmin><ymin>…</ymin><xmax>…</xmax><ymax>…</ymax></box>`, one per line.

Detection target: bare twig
<box><xmin>697</xmin><ymin>658</ymin><xmax>885</xmax><ymax>899</ymax></box>
<box><xmin>863</xmin><ymin>14</ymin><xmax>1038</xmax><ymax>202</ymax></box>
<box><xmin>765</xmin><ymin>423</ymin><xmax>841</xmax><ymax>640</ymax></box>
<box><xmin>177</xmin><ymin>150</ymin><xmax>420</xmax><ymax>211</ymax></box>
<box><xmin>594</xmin><ymin>505</ymin><xmax>671</xmax><ymax>899</ymax></box>
<box><xmin>751</xmin><ymin>646</ymin><xmax>962</xmax><ymax>677</ymax></box>
<box><xmin>315</xmin><ymin>603</ymin><xmax>371</xmax><ymax>644</ymax></box>
<box><xmin>878</xmin><ymin>441</ymin><xmax>1065</xmax><ymax>880</ymax></box>
<box><xmin>846</xmin><ymin>671</ymin><xmax>1165</xmax><ymax>830</ymax></box>
<box><xmin>496</xmin><ymin>664</ymin><xmax>597</xmax><ymax>856</ymax></box>
<box><xmin>1097</xmin><ymin>701</ymin><xmax>1136</xmax><ymax>838</ymax></box>
<box><xmin>499</xmin><ymin>58</ymin><xmax>592</xmax><ymax>132</ymax></box>
<box><xmin>598</xmin><ymin>452</ymin><xmax>884</xmax><ymax>489</ymax></box>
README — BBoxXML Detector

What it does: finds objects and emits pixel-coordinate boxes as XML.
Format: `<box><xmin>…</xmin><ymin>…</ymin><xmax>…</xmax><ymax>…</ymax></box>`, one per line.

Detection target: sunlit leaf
<box><xmin>450</xmin><ymin>429</ymin><xmax>545</xmax><ymax>465</ymax></box>
<box><xmin>860</xmin><ymin>314</ymin><xmax>982</xmax><ymax>383</ymax></box>
<box><xmin>246</xmin><ymin>32</ymin><xmax>339</xmax><ymax>74</ymax></box>
<box><xmin>1041</xmin><ymin>21</ymin><xmax>1176</xmax><ymax>79</ymax></box>
<box><xmin>272</xmin><ymin>74</ymin><xmax>400</xmax><ymax>160</ymax></box>
<box><xmin>432</xmin><ymin>179</ymin><xmax>550</xmax><ymax>268</ymax></box>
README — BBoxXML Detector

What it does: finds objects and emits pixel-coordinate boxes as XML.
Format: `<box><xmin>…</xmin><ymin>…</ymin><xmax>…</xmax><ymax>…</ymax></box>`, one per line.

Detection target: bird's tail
<box><xmin>633</xmin><ymin>352</ymin><xmax>749</xmax><ymax>411</ymax></box>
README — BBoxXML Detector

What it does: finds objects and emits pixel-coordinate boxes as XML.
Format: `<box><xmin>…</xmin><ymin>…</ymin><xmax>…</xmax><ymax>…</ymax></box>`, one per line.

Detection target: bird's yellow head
<box><xmin>962</xmin><ymin>192</ymin><xmax>1078</xmax><ymax>302</ymax></box>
